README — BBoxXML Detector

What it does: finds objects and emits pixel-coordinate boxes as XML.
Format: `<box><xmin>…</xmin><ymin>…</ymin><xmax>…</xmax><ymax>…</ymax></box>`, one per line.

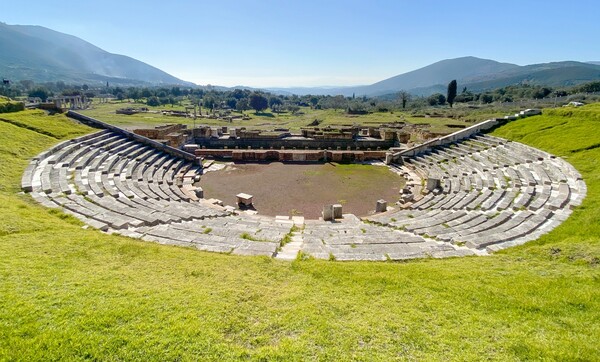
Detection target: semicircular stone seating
<box><xmin>22</xmin><ymin>128</ymin><xmax>586</xmax><ymax>261</ymax></box>
<box><xmin>21</xmin><ymin>130</ymin><xmax>290</xmax><ymax>256</ymax></box>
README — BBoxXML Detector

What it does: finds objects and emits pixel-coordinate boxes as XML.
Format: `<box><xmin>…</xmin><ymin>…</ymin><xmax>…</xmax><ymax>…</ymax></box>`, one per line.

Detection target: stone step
<box><xmin>275</xmin><ymin>233</ymin><xmax>303</xmax><ymax>261</ymax></box>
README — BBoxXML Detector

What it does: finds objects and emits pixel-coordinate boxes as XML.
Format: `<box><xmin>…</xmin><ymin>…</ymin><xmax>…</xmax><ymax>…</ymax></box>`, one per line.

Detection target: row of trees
<box><xmin>423</xmin><ymin>80</ymin><xmax>600</xmax><ymax>107</ymax></box>
<box><xmin>2</xmin><ymin>79</ymin><xmax>600</xmax><ymax>113</ymax></box>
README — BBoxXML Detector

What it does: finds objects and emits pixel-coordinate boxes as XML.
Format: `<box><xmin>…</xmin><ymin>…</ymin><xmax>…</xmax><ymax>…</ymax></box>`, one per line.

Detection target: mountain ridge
<box><xmin>0</xmin><ymin>22</ymin><xmax>193</xmax><ymax>86</ymax></box>
<box><xmin>266</xmin><ymin>57</ymin><xmax>600</xmax><ymax>96</ymax></box>
<box><xmin>2</xmin><ymin>23</ymin><xmax>599</xmax><ymax>95</ymax></box>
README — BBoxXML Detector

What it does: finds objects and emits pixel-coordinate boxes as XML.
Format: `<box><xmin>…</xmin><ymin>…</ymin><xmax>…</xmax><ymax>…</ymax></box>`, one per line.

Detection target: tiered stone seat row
<box><xmin>365</xmin><ymin>134</ymin><xmax>585</xmax><ymax>253</ymax></box>
<box><xmin>302</xmin><ymin>214</ymin><xmax>476</xmax><ymax>261</ymax></box>
<box><xmin>23</xmin><ymin>128</ymin><xmax>585</xmax><ymax>260</ymax></box>
<box><xmin>23</xmin><ymin>130</ymin><xmax>293</xmax><ymax>256</ymax></box>
<box><xmin>135</xmin><ymin>215</ymin><xmax>291</xmax><ymax>256</ymax></box>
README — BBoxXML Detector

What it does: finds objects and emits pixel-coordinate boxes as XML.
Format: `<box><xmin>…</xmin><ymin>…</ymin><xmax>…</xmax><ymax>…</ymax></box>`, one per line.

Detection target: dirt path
<box><xmin>200</xmin><ymin>162</ymin><xmax>405</xmax><ymax>219</ymax></box>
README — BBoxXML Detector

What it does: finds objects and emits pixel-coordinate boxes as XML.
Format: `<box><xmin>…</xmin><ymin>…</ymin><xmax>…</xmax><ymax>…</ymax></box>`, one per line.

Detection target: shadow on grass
<box><xmin>255</xmin><ymin>112</ymin><xmax>275</xmax><ymax>118</ymax></box>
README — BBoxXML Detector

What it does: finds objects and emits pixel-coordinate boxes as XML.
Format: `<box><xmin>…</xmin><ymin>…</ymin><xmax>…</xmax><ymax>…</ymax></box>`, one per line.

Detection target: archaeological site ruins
<box><xmin>21</xmin><ymin>109</ymin><xmax>586</xmax><ymax>261</ymax></box>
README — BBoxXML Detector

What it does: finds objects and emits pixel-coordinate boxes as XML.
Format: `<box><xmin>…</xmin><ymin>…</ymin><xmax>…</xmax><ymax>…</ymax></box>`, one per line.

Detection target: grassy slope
<box><xmin>0</xmin><ymin>108</ymin><xmax>598</xmax><ymax>360</ymax></box>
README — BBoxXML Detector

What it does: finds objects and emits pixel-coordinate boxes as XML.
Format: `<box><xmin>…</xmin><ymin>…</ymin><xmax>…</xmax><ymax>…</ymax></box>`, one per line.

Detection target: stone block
<box><xmin>426</xmin><ymin>177</ymin><xmax>441</xmax><ymax>191</ymax></box>
<box><xmin>376</xmin><ymin>199</ymin><xmax>387</xmax><ymax>213</ymax></box>
<box><xmin>385</xmin><ymin>152</ymin><xmax>393</xmax><ymax>164</ymax></box>
<box><xmin>332</xmin><ymin>204</ymin><xmax>343</xmax><ymax>219</ymax></box>
<box><xmin>236</xmin><ymin>193</ymin><xmax>253</xmax><ymax>206</ymax></box>
<box><xmin>322</xmin><ymin>204</ymin><xmax>334</xmax><ymax>221</ymax></box>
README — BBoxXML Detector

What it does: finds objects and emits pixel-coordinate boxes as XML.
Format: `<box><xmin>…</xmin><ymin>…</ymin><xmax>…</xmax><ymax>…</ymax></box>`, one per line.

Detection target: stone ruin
<box><xmin>20</xmin><ymin>109</ymin><xmax>586</xmax><ymax>261</ymax></box>
<box><xmin>189</xmin><ymin>124</ymin><xmax>415</xmax><ymax>161</ymax></box>
<box><xmin>45</xmin><ymin>95</ymin><xmax>91</xmax><ymax>111</ymax></box>
<box><xmin>133</xmin><ymin>124</ymin><xmax>190</xmax><ymax>148</ymax></box>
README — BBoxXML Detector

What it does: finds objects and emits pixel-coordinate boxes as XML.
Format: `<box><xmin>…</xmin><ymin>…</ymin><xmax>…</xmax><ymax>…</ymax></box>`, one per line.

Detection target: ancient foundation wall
<box><xmin>195</xmin><ymin>149</ymin><xmax>387</xmax><ymax>162</ymax></box>
<box><xmin>134</xmin><ymin>124</ymin><xmax>186</xmax><ymax>139</ymax></box>
<box><xmin>193</xmin><ymin>137</ymin><xmax>395</xmax><ymax>150</ymax></box>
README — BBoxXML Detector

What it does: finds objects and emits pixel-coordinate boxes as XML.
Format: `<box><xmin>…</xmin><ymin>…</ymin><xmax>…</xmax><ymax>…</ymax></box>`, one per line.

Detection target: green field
<box><xmin>80</xmin><ymin>100</ymin><xmax>518</xmax><ymax>134</ymax></box>
<box><xmin>0</xmin><ymin>106</ymin><xmax>599</xmax><ymax>360</ymax></box>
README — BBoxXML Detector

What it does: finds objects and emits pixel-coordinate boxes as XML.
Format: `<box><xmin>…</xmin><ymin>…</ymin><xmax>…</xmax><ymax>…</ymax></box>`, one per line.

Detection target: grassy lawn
<box><xmin>0</xmin><ymin>107</ymin><xmax>599</xmax><ymax>360</ymax></box>
<box><xmin>80</xmin><ymin>100</ymin><xmax>516</xmax><ymax>134</ymax></box>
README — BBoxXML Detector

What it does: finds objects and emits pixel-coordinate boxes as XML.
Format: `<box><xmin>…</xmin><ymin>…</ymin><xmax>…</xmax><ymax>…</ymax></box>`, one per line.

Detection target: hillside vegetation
<box><xmin>0</xmin><ymin>107</ymin><xmax>599</xmax><ymax>360</ymax></box>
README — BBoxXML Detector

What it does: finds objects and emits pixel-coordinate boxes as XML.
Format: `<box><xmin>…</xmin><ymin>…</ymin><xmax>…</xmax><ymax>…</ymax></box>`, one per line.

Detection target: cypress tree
<box><xmin>447</xmin><ymin>80</ymin><xmax>457</xmax><ymax>108</ymax></box>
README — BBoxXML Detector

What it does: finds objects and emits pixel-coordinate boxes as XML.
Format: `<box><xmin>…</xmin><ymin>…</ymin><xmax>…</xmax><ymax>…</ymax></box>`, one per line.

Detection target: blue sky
<box><xmin>2</xmin><ymin>0</ymin><xmax>599</xmax><ymax>87</ymax></box>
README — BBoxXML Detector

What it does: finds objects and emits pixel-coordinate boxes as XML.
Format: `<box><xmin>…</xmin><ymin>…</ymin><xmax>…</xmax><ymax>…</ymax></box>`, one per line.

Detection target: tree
<box><xmin>447</xmin><ymin>80</ymin><xmax>457</xmax><ymax>108</ymax></box>
<box><xmin>171</xmin><ymin>87</ymin><xmax>182</xmax><ymax>97</ymax></box>
<box><xmin>127</xmin><ymin>87</ymin><xmax>141</xmax><ymax>102</ymax></box>
<box><xmin>231</xmin><ymin>89</ymin><xmax>247</xmax><ymax>100</ymax></box>
<box><xmin>203</xmin><ymin>96</ymin><xmax>216</xmax><ymax>111</ymax></box>
<box><xmin>454</xmin><ymin>91</ymin><xmax>474</xmax><ymax>103</ymax></box>
<box><xmin>141</xmin><ymin>89</ymin><xmax>153</xmax><ymax>98</ymax></box>
<box><xmin>329</xmin><ymin>95</ymin><xmax>347</xmax><ymax>111</ymax></box>
<box><xmin>236</xmin><ymin>98</ymin><xmax>249</xmax><ymax>112</ymax></box>
<box><xmin>146</xmin><ymin>96</ymin><xmax>160</xmax><ymax>106</ymax></box>
<box><xmin>286</xmin><ymin>104</ymin><xmax>300</xmax><ymax>114</ymax></box>
<box><xmin>427</xmin><ymin>93</ymin><xmax>446</xmax><ymax>106</ymax></box>
<box><xmin>226</xmin><ymin>98</ymin><xmax>237</xmax><ymax>109</ymax></box>
<box><xmin>249</xmin><ymin>93</ymin><xmax>268</xmax><ymax>113</ymax></box>
<box><xmin>269</xmin><ymin>96</ymin><xmax>283</xmax><ymax>112</ymax></box>
<box><xmin>398</xmin><ymin>91</ymin><xmax>411</xmax><ymax>109</ymax></box>
<box><xmin>578</xmin><ymin>81</ymin><xmax>600</xmax><ymax>93</ymax></box>
<box><xmin>480</xmin><ymin>93</ymin><xmax>493</xmax><ymax>104</ymax></box>
<box><xmin>28</xmin><ymin>87</ymin><xmax>51</xmax><ymax>101</ymax></box>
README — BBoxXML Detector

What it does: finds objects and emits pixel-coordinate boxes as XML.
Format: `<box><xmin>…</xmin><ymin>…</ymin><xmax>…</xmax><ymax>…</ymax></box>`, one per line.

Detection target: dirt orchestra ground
<box><xmin>199</xmin><ymin>162</ymin><xmax>405</xmax><ymax>219</ymax></box>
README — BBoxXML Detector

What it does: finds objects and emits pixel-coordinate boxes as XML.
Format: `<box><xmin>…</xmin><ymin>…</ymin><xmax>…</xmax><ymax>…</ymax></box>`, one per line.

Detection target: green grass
<box><xmin>0</xmin><ymin>107</ymin><xmax>599</xmax><ymax>360</ymax></box>
<box><xmin>0</xmin><ymin>96</ymin><xmax>25</xmax><ymax>113</ymax></box>
<box><xmin>80</xmin><ymin>100</ymin><xmax>512</xmax><ymax>134</ymax></box>
<box><xmin>0</xmin><ymin>109</ymin><xmax>91</xmax><ymax>139</ymax></box>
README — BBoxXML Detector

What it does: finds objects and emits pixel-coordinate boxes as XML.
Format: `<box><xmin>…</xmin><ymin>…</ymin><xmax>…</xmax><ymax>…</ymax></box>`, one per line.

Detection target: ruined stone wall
<box><xmin>193</xmin><ymin>137</ymin><xmax>395</xmax><ymax>150</ymax></box>
<box><xmin>195</xmin><ymin>149</ymin><xmax>387</xmax><ymax>162</ymax></box>
<box><xmin>134</xmin><ymin>124</ymin><xmax>185</xmax><ymax>139</ymax></box>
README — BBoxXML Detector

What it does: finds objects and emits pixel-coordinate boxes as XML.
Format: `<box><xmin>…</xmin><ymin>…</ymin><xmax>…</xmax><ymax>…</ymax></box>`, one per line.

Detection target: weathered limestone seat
<box><xmin>365</xmin><ymin>133</ymin><xmax>585</xmax><ymax>253</ymax></box>
<box><xmin>136</xmin><ymin>215</ymin><xmax>290</xmax><ymax>256</ymax></box>
<box><xmin>21</xmin><ymin>130</ymin><xmax>282</xmax><ymax>253</ymax></box>
<box><xmin>22</xmin><ymin>126</ymin><xmax>585</xmax><ymax>260</ymax></box>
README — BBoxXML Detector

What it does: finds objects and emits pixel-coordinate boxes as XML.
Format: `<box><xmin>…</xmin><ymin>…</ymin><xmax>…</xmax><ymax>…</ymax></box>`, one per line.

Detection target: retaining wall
<box><xmin>67</xmin><ymin>111</ymin><xmax>200</xmax><ymax>165</ymax></box>
<box><xmin>196</xmin><ymin>149</ymin><xmax>387</xmax><ymax>162</ymax></box>
<box><xmin>388</xmin><ymin>109</ymin><xmax>541</xmax><ymax>163</ymax></box>
<box><xmin>193</xmin><ymin>137</ymin><xmax>395</xmax><ymax>150</ymax></box>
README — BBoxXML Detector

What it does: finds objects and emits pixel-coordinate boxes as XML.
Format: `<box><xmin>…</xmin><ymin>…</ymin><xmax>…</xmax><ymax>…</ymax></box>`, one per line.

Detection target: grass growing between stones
<box><xmin>0</xmin><ymin>107</ymin><xmax>599</xmax><ymax>360</ymax></box>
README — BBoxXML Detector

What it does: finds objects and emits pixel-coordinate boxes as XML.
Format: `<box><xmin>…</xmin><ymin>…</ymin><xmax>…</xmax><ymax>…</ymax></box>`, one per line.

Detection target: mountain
<box><xmin>2</xmin><ymin>23</ymin><xmax>598</xmax><ymax>95</ymax></box>
<box><xmin>268</xmin><ymin>57</ymin><xmax>600</xmax><ymax>97</ymax></box>
<box><xmin>0</xmin><ymin>22</ymin><xmax>193</xmax><ymax>86</ymax></box>
<box><xmin>354</xmin><ymin>57</ymin><xmax>520</xmax><ymax>96</ymax></box>
<box><xmin>463</xmin><ymin>61</ymin><xmax>600</xmax><ymax>91</ymax></box>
